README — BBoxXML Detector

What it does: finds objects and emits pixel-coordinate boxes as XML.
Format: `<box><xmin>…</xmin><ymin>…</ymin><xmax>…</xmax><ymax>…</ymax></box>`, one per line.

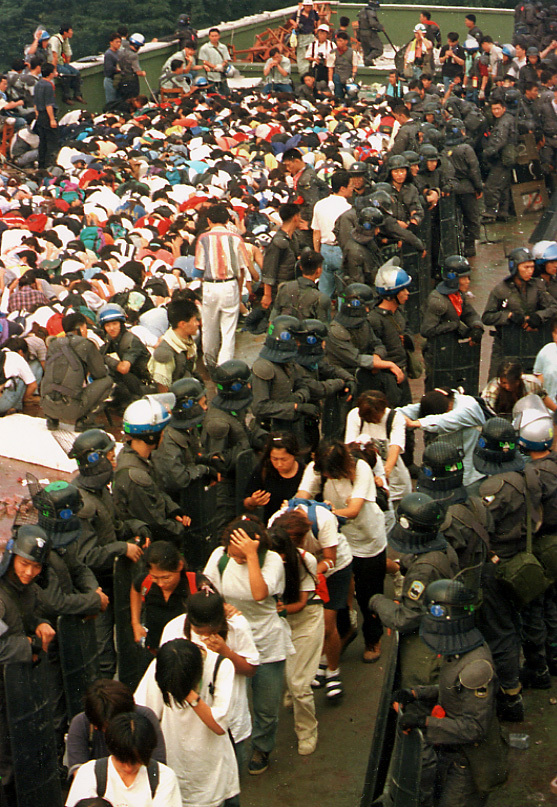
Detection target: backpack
<box><xmin>474</xmin><ymin>396</ymin><xmax>497</xmax><ymax>421</ymax></box>
<box><xmin>140</xmin><ymin>570</ymin><xmax>198</xmax><ymax>600</ymax></box>
<box><xmin>95</xmin><ymin>757</ymin><xmax>159</xmax><ymax>799</ymax></box>
<box><xmin>287</xmin><ymin>497</ymin><xmax>347</xmax><ymax>534</ymax></box>
<box><xmin>80</xmin><ymin>225</ymin><xmax>107</xmax><ymax>255</ymax></box>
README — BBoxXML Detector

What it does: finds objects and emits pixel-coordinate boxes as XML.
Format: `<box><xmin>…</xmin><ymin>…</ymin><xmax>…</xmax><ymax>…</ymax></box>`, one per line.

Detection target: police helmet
<box><xmin>388</xmin><ymin>492</ymin><xmax>447</xmax><ymax>554</ymax></box>
<box><xmin>403</xmin><ymin>91</ymin><xmax>421</xmax><ymax>106</ymax></box>
<box><xmin>508</xmin><ymin>247</ymin><xmax>533</xmax><ymax>276</ymax></box>
<box><xmin>259</xmin><ymin>315</ymin><xmax>301</xmax><ymax>363</ymax></box>
<box><xmin>445</xmin><ymin>117</ymin><xmax>465</xmax><ymax>146</ymax></box>
<box><xmin>98</xmin><ymin>303</ymin><xmax>126</xmax><ymax>326</ymax></box>
<box><xmin>69</xmin><ymin>429</ymin><xmax>116</xmax><ymax>478</ymax></box>
<box><xmin>358</xmin><ymin>206</ymin><xmax>384</xmax><ymax>230</ymax></box>
<box><xmin>375</xmin><ymin>257</ymin><xmax>412</xmax><ymax>297</ymax></box>
<box><xmin>473</xmin><ymin>417</ymin><xmax>525</xmax><ymax>476</ymax></box>
<box><xmin>123</xmin><ymin>394</ymin><xmax>173</xmax><ymax>442</ymax></box>
<box><xmin>513</xmin><ymin>394</ymin><xmax>554</xmax><ymax>451</ymax></box>
<box><xmin>419</xmin><ymin>143</ymin><xmax>440</xmax><ymax>162</ymax></box>
<box><xmin>0</xmin><ymin>525</ymin><xmax>50</xmax><ymax>579</ymax></box>
<box><xmin>214</xmin><ymin>360</ymin><xmax>251</xmax><ymax>395</ymax></box>
<box><xmin>129</xmin><ymin>33</ymin><xmax>145</xmax><ymax>48</ymax></box>
<box><xmin>195</xmin><ymin>77</ymin><xmax>209</xmax><ymax>87</ymax></box>
<box><xmin>340</xmin><ymin>283</ymin><xmax>374</xmax><ymax>314</ymax></box>
<box><xmin>502</xmin><ymin>43</ymin><xmax>516</xmax><ymax>57</ymax></box>
<box><xmin>532</xmin><ymin>240</ymin><xmax>557</xmax><ymax>275</ymax></box>
<box><xmin>386</xmin><ymin>154</ymin><xmax>410</xmax><ymax>172</ymax></box>
<box><xmin>369</xmin><ymin>189</ymin><xmax>394</xmax><ymax>216</ymax></box>
<box><xmin>31</xmin><ymin>479</ymin><xmax>84</xmax><ymax>548</ymax></box>
<box><xmin>297</xmin><ymin>318</ymin><xmax>328</xmax><ymax>346</ymax></box>
<box><xmin>401</xmin><ymin>150</ymin><xmax>420</xmax><ymax>166</ymax></box>
<box><xmin>416</xmin><ymin>439</ymin><xmax>467</xmax><ymax>505</ymax></box>
<box><xmin>170</xmin><ymin>378</ymin><xmax>206</xmax><ymax>427</ymax></box>
<box><xmin>420</xmin><ymin>579</ymin><xmax>484</xmax><ymax>655</ymax></box>
<box><xmin>349</xmin><ymin>162</ymin><xmax>368</xmax><ymax>176</ymax></box>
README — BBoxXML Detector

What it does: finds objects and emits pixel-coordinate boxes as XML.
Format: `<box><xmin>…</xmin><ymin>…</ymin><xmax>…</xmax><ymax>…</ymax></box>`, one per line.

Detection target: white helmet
<box><xmin>123</xmin><ymin>394</ymin><xmax>174</xmax><ymax>441</ymax></box>
<box><xmin>513</xmin><ymin>394</ymin><xmax>554</xmax><ymax>451</ymax></box>
<box><xmin>129</xmin><ymin>33</ymin><xmax>145</xmax><ymax>48</ymax></box>
<box><xmin>375</xmin><ymin>257</ymin><xmax>412</xmax><ymax>297</ymax></box>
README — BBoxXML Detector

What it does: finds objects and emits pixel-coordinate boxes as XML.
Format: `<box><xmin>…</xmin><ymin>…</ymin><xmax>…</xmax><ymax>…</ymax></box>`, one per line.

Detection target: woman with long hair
<box><xmin>243</xmin><ymin>432</ymin><xmax>305</xmax><ymax>521</ymax></box>
<box><xmin>297</xmin><ymin>439</ymin><xmax>387</xmax><ymax>667</ymax></box>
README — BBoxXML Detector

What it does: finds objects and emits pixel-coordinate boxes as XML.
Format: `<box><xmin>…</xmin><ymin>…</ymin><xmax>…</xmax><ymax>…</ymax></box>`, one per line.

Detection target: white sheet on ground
<box><xmin>0</xmin><ymin>414</ymin><xmax>78</xmax><ymax>473</ymax></box>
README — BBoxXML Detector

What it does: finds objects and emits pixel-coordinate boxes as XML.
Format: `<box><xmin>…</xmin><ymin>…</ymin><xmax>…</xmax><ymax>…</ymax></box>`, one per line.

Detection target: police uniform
<box><xmin>251</xmin><ymin>358</ymin><xmax>312</xmax><ymax>431</ymax></box>
<box><xmin>101</xmin><ymin>327</ymin><xmax>151</xmax><ymax>409</ymax></box>
<box><xmin>443</xmin><ymin>139</ymin><xmax>483</xmax><ymax>256</ymax></box>
<box><xmin>482</xmin><ymin>110</ymin><xmax>517</xmax><ymax>219</ymax></box>
<box><xmin>357</xmin><ymin>1</ymin><xmax>384</xmax><ymax>65</ymax></box>
<box><xmin>113</xmin><ymin>444</ymin><xmax>186</xmax><ymax>547</ymax></box>
<box><xmin>341</xmin><ymin>226</ymin><xmax>384</xmax><ymax>285</ymax></box>
<box><xmin>261</xmin><ymin>228</ymin><xmax>300</xmax><ymax>299</ymax></box>
<box><xmin>271</xmin><ymin>276</ymin><xmax>331</xmax><ymax>322</ymax></box>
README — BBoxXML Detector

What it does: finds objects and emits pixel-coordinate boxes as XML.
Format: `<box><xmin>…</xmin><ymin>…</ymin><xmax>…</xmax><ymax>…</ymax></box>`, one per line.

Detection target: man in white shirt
<box><xmin>0</xmin><ymin>346</ymin><xmax>37</xmax><ymax>415</ymax></box>
<box><xmin>199</xmin><ymin>28</ymin><xmax>231</xmax><ymax>94</ymax></box>
<box><xmin>311</xmin><ymin>169</ymin><xmax>353</xmax><ymax>297</ymax></box>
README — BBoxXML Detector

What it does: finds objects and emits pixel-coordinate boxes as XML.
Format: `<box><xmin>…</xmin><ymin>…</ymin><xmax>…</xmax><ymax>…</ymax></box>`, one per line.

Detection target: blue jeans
<box><xmin>263</xmin><ymin>82</ymin><xmax>293</xmax><ymax>94</ymax></box>
<box><xmin>318</xmin><ymin>244</ymin><xmax>343</xmax><ymax>298</ymax></box>
<box><xmin>0</xmin><ymin>378</ymin><xmax>25</xmax><ymax>413</ymax></box>
<box><xmin>250</xmin><ymin>659</ymin><xmax>286</xmax><ymax>754</ymax></box>
<box><xmin>29</xmin><ymin>359</ymin><xmax>43</xmax><ymax>385</ymax></box>
<box><xmin>332</xmin><ymin>72</ymin><xmax>346</xmax><ymax>99</ymax></box>
<box><xmin>57</xmin><ymin>63</ymin><xmax>82</xmax><ymax>100</ymax></box>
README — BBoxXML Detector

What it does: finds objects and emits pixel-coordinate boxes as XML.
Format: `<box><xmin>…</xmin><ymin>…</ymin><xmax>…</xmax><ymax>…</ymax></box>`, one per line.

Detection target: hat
<box><xmin>302</xmin><ymin>0</ymin><xmax>314</xmax><ymax>5</ymax></box>
<box><xmin>317</xmin><ymin>24</ymin><xmax>330</xmax><ymax>31</ymax></box>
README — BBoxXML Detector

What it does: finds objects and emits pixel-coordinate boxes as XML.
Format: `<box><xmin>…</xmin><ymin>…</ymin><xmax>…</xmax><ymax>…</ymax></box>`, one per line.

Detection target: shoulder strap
<box><xmin>218</xmin><ymin>553</ymin><xmax>229</xmax><ymax>576</ymax></box>
<box><xmin>208</xmin><ymin>653</ymin><xmax>225</xmax><ymax>698</ymax></box>
<box><xmin>186</xmin><ymin>571</ymin><xmax>198</xmax><ymax>593</ymax></box>
<box><xmin>94</xmin><ymin>757</ymin><xmax>109</xmax><ymax>798</ymax></box>
<box><xmin>386</xmin><ymin>408</ymin><xmax>395</xmax><ymax>439</ymax></box>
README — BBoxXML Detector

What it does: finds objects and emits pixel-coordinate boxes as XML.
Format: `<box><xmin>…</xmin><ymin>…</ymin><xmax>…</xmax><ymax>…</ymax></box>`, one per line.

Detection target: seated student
<box><xmin>65</xmin><ymin>712</ymin><xmax>180</xmax><ymax>807</ymax></box>
<box><xmin>159</xmin><ymin>59</ymin><xmax>192</xmax><ymax>91</ymax></box>
<box><xmin>263</xmin><ymin>48</ymin><xmax>293</xmax><ymax>94</ymax></box>
<box><xmin>0</xmin><ymin>342</ymin><xmax>38</xmax><ymax>416</ymax></box>
<box><xmin>66</xmin><ymin>679</ymin><xmax>167</xmax><ymax>778</ymax></box>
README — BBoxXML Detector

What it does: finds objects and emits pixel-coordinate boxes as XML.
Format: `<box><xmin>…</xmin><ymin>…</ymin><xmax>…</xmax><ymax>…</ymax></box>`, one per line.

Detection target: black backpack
<box><xmin>95</xmin><ymin>757</ymin><xmax>159</xmax><ymax>799</ymax></box>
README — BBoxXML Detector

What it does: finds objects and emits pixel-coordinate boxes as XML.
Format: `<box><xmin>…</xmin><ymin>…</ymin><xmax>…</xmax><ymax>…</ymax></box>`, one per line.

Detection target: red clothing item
<box><xmin>448</xmin><ymin>292</ymin><xmax>463</xmax><ymax>317</ymax></box>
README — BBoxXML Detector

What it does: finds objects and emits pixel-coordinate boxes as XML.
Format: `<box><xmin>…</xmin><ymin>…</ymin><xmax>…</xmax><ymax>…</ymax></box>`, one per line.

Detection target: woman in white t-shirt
<box><xmin>269</xmin><ymin>525</ymin><xmax>324</xmax><ymax>756</ymax></box>
<box><xmin>297</xmin><ymin>439</ymin><xmax>387</xmax><ymax>664</ymax></box>
<box><xmin>203</xmin><ymin>515</ymin><xmax>290</xmax><ymax>776</ymax></box>
<box><xmin>159</xmin><ymin>589</ymin><xmax>259</xmax><ymax>771</ymax></box>
<box><xmin>135</xmin><ymin>638</ymin><xmax>239</xmax><ymax>807</ymax></box>
<box><xmin>65</xmin><ymin>711</ymin><xmax>181</xmax><ymax>807</ymax></box>
<box><xmin>345</xmin><ymin>391</ymin><xmax>412</xmax><ymax>519</ymax></box>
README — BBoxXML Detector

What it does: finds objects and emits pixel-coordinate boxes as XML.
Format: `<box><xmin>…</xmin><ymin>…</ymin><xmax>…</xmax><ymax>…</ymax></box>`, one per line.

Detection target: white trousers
<box><xmin>202</xmin><ymin>280</ymin><xmax>240</xmax><ymax>367</ymax></box>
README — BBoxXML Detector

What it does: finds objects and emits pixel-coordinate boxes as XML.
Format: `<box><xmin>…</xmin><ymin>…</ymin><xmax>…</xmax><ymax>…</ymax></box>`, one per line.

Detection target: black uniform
<box><xmin>101</xmin><ymin>327</ymin><xmax>151</xmax><ymax>409</ymax></box>
<box><xmin>271</xmin><ymin>276</ymin><xmax>331</xmax><ymax>322</ymax></box>
<box><xmin>261</xmin><ymin>228</ymin><xmax>299</xmax><ymax>298</ymax></box>
<box><xmin>357</xmin><ymin>2</ymin><xmax>384</xmax><ymax>65</ymax></box>
<box><xmin>443</xmin><ymin>140</ymin><xmax>483</xmax><ymax>254</ymax></box>
<box><xmin>482</xmin><ymin>111</ymin><xmax>517</xmax><ymax>218</ymax></box>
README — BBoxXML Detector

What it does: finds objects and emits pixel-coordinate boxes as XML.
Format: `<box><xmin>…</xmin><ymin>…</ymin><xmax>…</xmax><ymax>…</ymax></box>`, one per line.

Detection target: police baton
<box><xmin>143</xmin><ymin>73</ymin><xmax>159</xmax><ymax>104</ymax></box>
<box><xmin>382</xmin><ymin>29</ymin><xmax>399</xmax><ymax>55</ymax></box>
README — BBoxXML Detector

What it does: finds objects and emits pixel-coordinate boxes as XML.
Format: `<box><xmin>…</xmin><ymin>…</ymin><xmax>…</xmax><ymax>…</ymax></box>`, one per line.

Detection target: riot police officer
<box><xmin>113</xmin><ymin>395</ymin><xmax>191</xmax><ymax>550</ymax></box>
<box><xmin>396</xmin><ymin>579</ymin><xmax>507</xmax><ymax>807</ymax></box>
<box><xmin>532</xmin><ymin>240</ymin><xmax>557</xmax><ymax>301</ymax></box>
<box><xmin>482</xmin><ymin>247</ymin><xmax>557</xmax><ymax>377</ymax></box>
<box><xmin>481</xmin><ymin>97</ymin><xmax>517</xmax><ymax>221</ymax></box>
<box><xmin>98</xmin><ymin>303</ymin><xmax>152</xmax><ymax>412</ymax></box>
<box><xmin>356</xmin><ymin>0</ymin><xmax>384</xmax><ymax>65</ymax></box>
<box><xmin>370</xmin><ymin>493</ymin><xmax>459</xmax><ymax>687</ymax></box>
<box><xmin>348</xmin><ymin>162</ymin><xmax>376</xmax><ymax>210</ymax></box>
<box><xmin>340</xmin><ymin>206</ymin><xmax>385</xmax><ymax>285</ymax></box>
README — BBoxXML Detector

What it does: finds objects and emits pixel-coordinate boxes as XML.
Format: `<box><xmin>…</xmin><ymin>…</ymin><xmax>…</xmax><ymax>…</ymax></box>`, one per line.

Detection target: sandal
<box><xmin>311</xmin><ymin>663</ymin><xmax>327</xmax><ymax>689</ymax></box>
<box><xmin>325</xmin><ymin>672</ymin><xmax>344</xmax><ymax>701</ymax></box>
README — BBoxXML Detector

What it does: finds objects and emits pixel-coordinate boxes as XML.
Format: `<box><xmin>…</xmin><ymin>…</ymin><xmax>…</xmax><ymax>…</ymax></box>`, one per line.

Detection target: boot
<box><xmin>46</xmin><ymin>417</ymin><xmax>59</xmax><ymax>431</ymax></box>
<box><xmin>520</xmin><ymin>665</ymin><xmax>552</xmax><ymax>689</ymax></box>
<box><xmin>496</xmin><ymin>688</ymin><xmax>524</xmax><ymax>722</ymax></box>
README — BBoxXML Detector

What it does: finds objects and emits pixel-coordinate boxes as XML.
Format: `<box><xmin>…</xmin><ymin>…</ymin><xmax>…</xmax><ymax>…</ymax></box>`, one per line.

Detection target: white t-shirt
<box><xmin>269</xmin><ymin>502</ymin><xmax>353</xmax><ymax>574</ymax></box>
<box><xmin>65</xmin><ymin>756</ymin><xmax>181</xmax><ymax>807</ymax></box>
<box><xmin>344</xmin><ymin>407</ymin><xmax>412</xmax><ymax>501</ymax></box>
<box><xmin>2</xmin><ymin>350</ymin><xmax>36</xmax><ymax>385</ymax></box>
<box><xmin>311</xmin><ymin>195</ymin><xmax>352</xmax><ymax>245</ymax></box>
<box><xmin>299</xmin><ymin>460</ymin><xmax>387</xmax><ymax>558</ymax></box>
<box><xmin>160</xmin><ymin>612</ymin><xmax>259</xmax><ymax>744</ymax></box>
<box><xmin>135</xmin><ymin>649</ymin><xmax>239</xmax><ymax>807</ymax></box>
<box><xmin>203</xmin><ymin>547</ymin><xmax>293</xmax><ymax>663</ymax></box>
<box><xmin>534</xmin><ymin>342</ymin><xmax>557</xmax><ymax>402</ymax></box>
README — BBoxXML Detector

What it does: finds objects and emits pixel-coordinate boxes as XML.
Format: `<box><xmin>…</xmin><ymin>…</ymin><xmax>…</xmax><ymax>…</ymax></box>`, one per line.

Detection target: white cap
<box><xmin>302</xmin><ymin>0</ymin><xmax>313</xmax><ymax>5</ymax></box>
<box><xmin>317</xmin><ymin>24</ymin><xmax>330</xmax><ymax>31</ymax></box>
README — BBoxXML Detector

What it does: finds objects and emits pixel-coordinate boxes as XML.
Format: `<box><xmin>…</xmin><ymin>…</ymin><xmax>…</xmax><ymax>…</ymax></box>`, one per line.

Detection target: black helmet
<box><xmin>504</xmin><ymin>88</ymin><xmax>521</xmax><ymax>111</ymax></box>
<box><xmin>387</xmin><ymin>154</ymin><xmax>410</xmax><ymax>172</ymax></box>
<box><xmin>213</xmin><ymin>360</ymin><xmax>252</xmax><ymax>411</ymax></box>
<box><xmin>0</xmin><ymin>524</ymin><xmax>51</xmax><ymax>578</ymax></box>
<box><xmin>403</xmin><ymin>91</ymin><xmax>421</xmax><ymax>106</ymax></box>
<box><xmin>259</xmin><ymin>315</ymin><xmax>301</xmax><ymax>363</ymax></box>
<box><xmin>349</xmin><ymin>161</ymin><xmax>368</xmax><ymax>175</ymax></box>
<box><xmin>416</xmin><ymin>439</ymin><xmax>467</xmax><ymax>506</ymax></box>
<box><xmin>437</xmin><ymin>255</ymin><xmax>471</xmax><ymax>294</ymax></box>
<box><xmin>170</xmin><ymin>378</ymin><xmax>207</xmax><ymax>429</ymax></box>
<box><xmin>358</xmin><ymin>206</ymin><xmax>385</xmax><ymax>230</ymax></box>
<box><xmin>473</xmin><ymin>417</ymin><xmax>525</xmax><ymax>476</ymax></box>
<box><xmin>296</xmin><ymin>318</ymin><xmax>328</xmax><ymax>363</ymax></box>
<box><xmin>419</xmin><ymin>143</ymin><xmax>440</xmax><ymax>162</ymax></box>
<box><xmin>388</xmin><ymin>492</ymin><xmax>447</xmax><ymax>554</ymax></box>
<box><xmin>419</xmin><ymin>579</ymin><xmax>484</xmax><ymax>655</ymax></box>
<box><xmin>369</xmin><ymin>189</ymin><xmax>394</xmax><ymax>216</ymax></box>
<box><xmin>30</xmin><ymin>477</ymin><xmax>84</xmax><ymax>548</ymax></box>
<box><xmin>338</xmin><ymin>283</ymin><xmax>374</xmax><ymax>321</ymax></box>
<box><xmin>401</xmin><ymin>150</ymin><xmax>420</xmax><ymax>166</ymax></box>
<box><xmin>69</xmin><ymin>429</ymin><xmax>115</xmax><ymax>485</ymax></box>
<box><xmin>508</xmin><ymin>247</ymin><xmax>533</xmax><ymax>277</ymax></box>
<box><xmin>445</xmin><ymin>117</ymin><xmax>465</xmax><ymax>146</ymax></box>
<box><xmin>374</xmin><ymin>182</ymin><xmax>393</xmax><ymax>194</ymax></box>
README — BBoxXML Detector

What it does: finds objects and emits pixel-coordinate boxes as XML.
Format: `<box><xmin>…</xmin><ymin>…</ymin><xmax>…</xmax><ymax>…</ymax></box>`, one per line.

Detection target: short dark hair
<box><xmin>300</xmin><ymin>249</ymin><xmax>323</xmax><ymax>275</ymax></box>
<box><xmin>73</xmin><ymin>799</ymin><xmax>113</xmax><ymax>807</ymax></box>
<box><xmin>391</xmin><ymin>103</ymin><xmax>409</xmax><ymax>117</ymax></box>
<box><xmin>331</xmin><ymin>170</ymin><xmax>350</xmax><ymax>194</ymax></box>
<box><xmin>208</xmin><ymin>27</ymin><xmax>220</xmax><ymax>35</ymax></box>
<box><xmin>482</xmin><ymin>35</ymin><xmax>493</xmax><ymax>44</ymax></box>
<box><xmin>145</xmin><ymin>540</ymin><xmax>185</xmax><ymax>573</ymax></box>
<box><xmin>336</xmin><ymin>31</ymin><xmax>349</xmax><ymax>41</ymax></box>
<box><xmin>418</xmin><ymin>388</ymin><xmax>454</xmax><ymax>417</ymax></box>
<box><xmin>84</xmin><ymin>679</ymin><xmax>135</xmax><ymax>730</ymax></box>
<box><xmin>269</xmin><ymin>47</ymin><xmax>279</xmax><ymax>57</ymax></box>
<box><xmin>41</xmin><ymin>63</ymin><xmax>56</xmax><ymax>78</ymax></box>
<box><xmin>170</xmin><ymin>59</ymin><xmax>183</xmax><ymax>71</ymax></box>
<box><xmin>278</xmin><ymin>202</ymin><xmax>300</xmax><ymax>223</ymax></box>
<box><xmin>11</xmin><ymin>59</ymin><xmax>26</xmax><ymax>72</ymax></box>
<box><xmin>62</xmin><ymin>312</ymin><xmax>86</xmax><ymax>333</ymax></box>
<box><xmin>109</xmin><ymin>32</ymin><xmax>122</xmax><ymax>43</ymax></box>
<box><xmin>120</xmin><ymin>259</ymin><xmax>144</xmax><ymax>285</ymax></box>
<box><xmin>448</xmin><ymin>32</ymin><xmax>459</xmax><ymax>42</ymax></box>
<box><xmin>465</xmin><ymin>13</ymin><xmax>476</xmax><ymax>23</ymax></box>
<box><xmin>421</xmin><ymin>10</ymin><xmax>431</xmax><ymax>20</ymax></box>
<box><xmin>523</xmin><ymin>80</ymin><xmax>537</xmax><ymax>92</ymax></box>
<box><xmin>206</xmin><ymin>203</ymin><xmax>229</xmax><ymax>225</ymax></box>
<box><xmin>105</xmin><ymin>712</ymin><xmax>157</xmax><ymax>767</ymax></box>
<box><xmin>339</xmin><ymin>16</ymin><xmax>350</xmax><ymax>26</ymax></box>
<box><xmin>282</xmin><ymin>148</ymin><xmax>303</xmax><ymax>162</ymax></box>
<box><xmin>18</xmin><ymin>270</ymin><xmax>36</xmax><ymax>287</ymax></box>
<box><xmin>167</xmin><ymin>299</ymin><xmax>199</xmax><ymax>329</ymax></box>
<box><xmin>155</xmin><ymin>639</ymin><xmax>203</xmax><ymax>707</ymax></box>
<box><xmin>29</xmin><ymin>56</ymin><xmax>42</xmax><ymax>70</ymax></box>
<box><xmin>60</xmin><ymin>24</ymin><xmax>72</xmax><ymax>34</ymax></box>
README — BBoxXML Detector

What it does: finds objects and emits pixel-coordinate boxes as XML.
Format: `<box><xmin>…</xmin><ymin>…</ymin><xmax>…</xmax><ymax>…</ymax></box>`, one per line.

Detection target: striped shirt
<box><xmin>195</xmin><ymin>226</ymin><xmax>249</xmax><ymax>281</ymax></box>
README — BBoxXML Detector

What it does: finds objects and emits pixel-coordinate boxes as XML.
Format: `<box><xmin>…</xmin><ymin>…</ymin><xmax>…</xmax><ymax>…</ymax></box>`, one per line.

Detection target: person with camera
<box><xmin>262</xmin><ymin>47</ymin><xmax>293</xmax><ymax>94</ymax></box>
<box><xmin>305</xmin><ymin>24</ymin><xmax>335</xmax><ymax>85</ymax></box>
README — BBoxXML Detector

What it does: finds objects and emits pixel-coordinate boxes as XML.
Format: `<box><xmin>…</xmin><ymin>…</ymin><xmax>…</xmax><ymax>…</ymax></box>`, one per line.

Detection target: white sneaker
<box><xmin>298</xmin><ymin>734</ymin><xmax>318</xmax><ymax>755</ymax></box>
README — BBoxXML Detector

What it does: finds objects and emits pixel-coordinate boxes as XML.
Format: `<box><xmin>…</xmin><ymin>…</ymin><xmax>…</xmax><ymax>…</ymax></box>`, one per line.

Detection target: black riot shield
<box><xmin>355</xmin><ymin>367</ymin><xmax>404</xmax><ymax>407</ymax></box>
<box><xmin>180</xmin><ymin>478</ymin><xmax>220</xmax><ymax>571</ymax></box>
<box><xmin>235</xmin><ymin>449</ymin><xmax>257</xmax><ymax>515</ymax></box>
<box><xmin>438</xmin><ymin>194</ymin><xmax>461</xmax><ymax>266</ymax></box>
<box><xmin>114</xmin><ymin>555</ymin><xmax>147</xmax><ymax>692</ymax></box>
<box><xmin>57</xmin><ymin>614</ymin><xmax>100</xmax><ymax>721</ymax></box>
<box><xmin>401</xmin><ymin>239</ymin><xmax>430</xmax><ymax>335</ymax></box>
<box><xmin>322</xmin><ymin>393</ymin><xmax>350</xmax><ymax>441</ymax></box>
<box><xmin>500</xmin><ymin>321</ymin><xmax>552</xmax><ymax>373</ymax></box>
<box><xmin>425</xmin><ymin>333</ymin><xmax>481</xmax><ymax>395</ymax></box>
<box><xmin>373</xmin><ymin>717</ymin><xmax>424</xmax><ymax>807</ymax></box>
<box><xmin>4</xmin><ymin>659</ymin><xmax>63</xmax><ymax>807</ymax></box>
<box><xmin>360</xmin><ymin>632</ymin><xmax>400</xmax><ymax>807</ymax></box>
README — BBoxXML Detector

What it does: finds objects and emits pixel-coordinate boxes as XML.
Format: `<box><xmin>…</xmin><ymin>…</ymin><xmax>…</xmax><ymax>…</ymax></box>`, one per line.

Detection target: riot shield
<box><xmin>180</xmin><ymin>478</ymin><xmax>220</xmax><ymax>571</ymax></box>
<box><xmin>360</xmin><ymin>632</ymin><xmax>400</xmax><ymax>807</ymax></box>
<box><xmin>425</xmin><ymin>333</ymin><xmax>481</xmax><ymax>395</ymax></box>
<box><xmin>322</xmin><ymin>393</ymin><xmax>350</xmax><ymax>441</ymax></box>
<box><xmin>401</xmin><ymin>237</ymin><xmax>430</xmax><ymax>335</ymax></box>
<box><xmin>373</xmin><ymin>717</ymin><xmax>423</xmax><ymax>807</ymax></box>
<box><xmin>355</xmin><ymin>367</ymin><xmax>406</xmax><ymax>408</ymax></box>
<box><xmin>438</xmin><ymin>194</ymin><xmax>461</xmax><ymax>266</ymax></box>
<box><xmin>114</xmin><ymin>555</ymin><xmax>146</xmax><ymax>691</ymax></box>
<box><xmin>57</xmin><ymin>614</ymin><xmax>100</xmax><ymax>721</ymax></box>
<box><xmin>500</xmin><ymin>321</ymin><xmax>552</xmax><ymax>373</ymax></box>
<box><xmin>4</xmin><ymin>659</ymin><xmax>63</xmax><ymax>807</ymax></box>
<box><xmin>235</xmin><ymin>448</ymin><xmax>257</xmax><ymax>515</ymax></box>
